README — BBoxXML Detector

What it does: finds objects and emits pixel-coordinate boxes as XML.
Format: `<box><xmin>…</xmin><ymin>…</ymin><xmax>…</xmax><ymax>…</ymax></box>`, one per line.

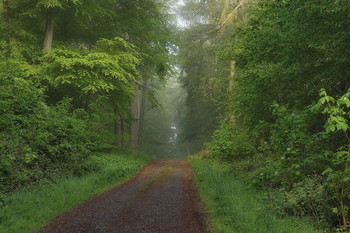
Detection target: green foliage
<box><xmin>313</xmin><ymin>88</ymin><xmax>350</xmax><ymax>133</ymax></box>
<box><xmin>228</xmin><ymin>0</ymin><xmax>350</xmax><ymax>129</ymax></box>
<box><xmin>190</xmin><ymin>157</ymin><xmax>318</xmax><ymax>233</ymax></box>
<box><xmin>270</xmin><ymin>176</ymin><xmax>332</xmax><ymax>227</ymax></box>
<box><xmin>206</xmin><ymin>120</ymin><xmax>255</xmax><ymax>160</ymax></box>
<box><xmin>41</xmin><ymin>37</ymin><xmax>139</xmax><ymax>94</ymax></box>
<box><xmin>0</xmin><ymin>73</ymin><xmax>94</xmax><ymax>192</ymax></box>
<box><xmin>0</xmin><ymin>36</ymin><xmax>144</xmax><ymax>193</ymax></box>
<box><xmin>0</xmin><ymin>0</ymin><xmax>174</xmax><ymax>196</ymax></box>
<box><xmin>312</xmin><ymin>88</ymin><xmax>350</xmax><ymax>228</ymax></box>
<box><xmin>197</xmin><ymin>0</ymin><xmax>350</xmax><ymax>230</ymax></box>
<box><xmin>266</xmin><ymin>105</ymin><xmax>315</xmax><ymax>186</ymax></box>
<box><xmin>36</xmin><ymin>0</ymin><xmax>65</xmax><ymax>8</ymax></box>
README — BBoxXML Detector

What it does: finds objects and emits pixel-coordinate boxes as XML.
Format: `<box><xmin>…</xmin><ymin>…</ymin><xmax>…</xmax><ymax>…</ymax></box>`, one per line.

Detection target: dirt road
<box><xmin>38</xmin><ymin>159</ymin><xmax>208</xmax><ymax>233</ymax></box>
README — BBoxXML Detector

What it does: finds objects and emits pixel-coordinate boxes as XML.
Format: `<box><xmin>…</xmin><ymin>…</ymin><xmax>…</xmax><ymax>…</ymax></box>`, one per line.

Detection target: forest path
<box><xmin>38</xmin><ymin>159</ymin><xmax>208</xmax><ymax>233</ymax></box>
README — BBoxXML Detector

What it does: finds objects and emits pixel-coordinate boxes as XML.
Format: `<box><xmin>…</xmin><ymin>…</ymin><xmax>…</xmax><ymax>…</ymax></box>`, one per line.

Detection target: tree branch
<box><xmin>200</xmin><ymin>0</ymin><xmax>246</xmax><ymax>36</ymax></box>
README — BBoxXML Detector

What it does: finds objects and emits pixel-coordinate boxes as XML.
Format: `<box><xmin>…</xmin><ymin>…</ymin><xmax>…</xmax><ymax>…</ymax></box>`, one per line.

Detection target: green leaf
<box><xmin>325</xmin><ymin>123</ymin><xmax>336</xmax><ymax>132</ymax></box>
<box><xmin>336</xmin><ymin>122</ymin><xmax>349</xmax><ymax>131</ymax></box>
<box><xmin>323</xmin><ymin>168</ymin><xmax>333</xmax><ymax>175</ymax></box>
<box><xmin>319</xmin><ymin>88</ymin><xmax>327</xmax><ymax>97</ymax></box>
<box><xmin>37</xmin><ymin>0</ymin><xmax>63</xmax><ymax>8</ymax></box>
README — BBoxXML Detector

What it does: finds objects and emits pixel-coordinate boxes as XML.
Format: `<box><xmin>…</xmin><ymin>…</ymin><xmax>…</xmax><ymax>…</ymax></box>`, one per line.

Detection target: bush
<box><xmin>206</xmin><ymin>120</ymin><xmax>255</xmax><ymax>160</ymax></box>
<box><xmin>270</xmin><ymin>176</ymin><xmax>333</xmax><ymax>227</ymax></box>
<box><xmin>0</xmin><ymin>75</ymin><xmax>93</xmax><ymax>193</ymax></box>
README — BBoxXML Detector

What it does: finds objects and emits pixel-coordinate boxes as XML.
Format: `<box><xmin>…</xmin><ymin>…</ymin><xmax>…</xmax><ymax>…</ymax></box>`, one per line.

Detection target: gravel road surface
<box><xmin>38</xmin><ymin>159</ymin><xmax>208</xmax><ymax>233</ymax></box>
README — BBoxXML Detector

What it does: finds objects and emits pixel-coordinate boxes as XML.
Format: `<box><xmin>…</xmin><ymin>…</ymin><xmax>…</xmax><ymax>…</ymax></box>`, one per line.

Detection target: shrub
<box><xmin>0</xmin><ymin>76</ymin><xmax>93</xmax><ymax>193</ymax></box>
<box><xmin>206</xmin><ymin>120</ymin><xmax>255</xmax><ymax>160</ymax></box>
<box><xmin>270</xmin><ymin>176</ymin><xmax>333</xmax><ymax>226</ymax></box>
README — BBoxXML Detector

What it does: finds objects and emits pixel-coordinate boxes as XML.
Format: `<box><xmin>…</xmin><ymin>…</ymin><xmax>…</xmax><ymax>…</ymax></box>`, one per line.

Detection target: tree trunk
<box><xmin>43</xmin><ymin>8</ymin><xmax>55</xmax><ymax>52</ymax></box>
<box><xmin>228</xmin><ymin>60</ymin><xmax>236</xmax><ymax>124</ymax></box>
<box><xmin>339</xmin><ymin>191</ymin><xmax>348</xmax><ymax>231</ymax></box>
<box><xmin>209</xmin><ymin>0</ymin><xmax>217</xmax><ymax>21</ymax></box>
<box><xmin>113</xmin><ymin>109</ymin><xmax>123</xmax><ymax>147</ymax></box>
<box><xmin>228</xmin><ymin>60</ymin><xmax>236</xmax><ymax>93</ymax></box>
<box><xmin>3</xmin><ymin>0</ymin><xmax>16</xmax><ymax>54</ymax></box>
<box><xmin>138</xmin><ymin>80</ymin><xmax>148</xmax><ymax>147</ymax></box>
<box><xmin>130</xmin><ymin>88</ymin><xmax>141</xmax><ymax>148</ymax></box>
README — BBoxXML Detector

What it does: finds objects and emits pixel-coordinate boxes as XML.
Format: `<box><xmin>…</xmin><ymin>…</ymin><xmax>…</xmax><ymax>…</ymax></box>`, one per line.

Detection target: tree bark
<box><xmin>43</xmin><ymin>8</ymin><xmax>55</xmax><ymax>52</ymax></box>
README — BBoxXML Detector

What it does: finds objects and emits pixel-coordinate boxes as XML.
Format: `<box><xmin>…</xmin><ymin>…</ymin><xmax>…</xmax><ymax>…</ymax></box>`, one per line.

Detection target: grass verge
<box><xmin>189</xmin><ymin>156</ymin><xmax>320</xmax><ymax>233</ymax></box>
<box><xmin>0</xmin><ymin>152</ymin><xmax>152</xmax><ymax>233</ymax></box>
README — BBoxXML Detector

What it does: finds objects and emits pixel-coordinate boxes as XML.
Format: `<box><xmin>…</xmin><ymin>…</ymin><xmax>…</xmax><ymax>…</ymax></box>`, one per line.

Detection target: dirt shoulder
<box><xmin>38</xmin><ymin>159</ymin><xmax>208</xmax><ymax>233</ymax></box>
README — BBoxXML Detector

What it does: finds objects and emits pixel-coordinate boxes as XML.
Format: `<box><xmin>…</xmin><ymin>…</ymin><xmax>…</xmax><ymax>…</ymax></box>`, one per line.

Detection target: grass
<box><xmin>0</xmin><ymin>152</ymin><xmax>152</xmax><ymax>233</ymax></box>
<box><xmin>190</xmin><ymin>157</ymin><xmax>320</xmax><ymax>233</ymax></box>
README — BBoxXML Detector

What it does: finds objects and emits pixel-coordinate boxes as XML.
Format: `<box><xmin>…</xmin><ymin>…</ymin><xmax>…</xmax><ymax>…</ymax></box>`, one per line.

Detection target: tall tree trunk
<box><xmin>228</xmin><ymin>60</ymin><xmax>236</xmax><ymax>93</ymax></box>
<box><xmin>138</xmin><ymin>80</ymin><xmax>148</xmax><ymax>147</ymax></box>
<box><xmin>130</xmin><ymin>88</ymin><xmax>141</xmax><ymax>148</ymax></box>
<box><xmin>3</xmin><ymin>0</ymin><xmax>16</xmax><ymax>54</ymax></box>
<box><xmin>113</xmin><ymin>109</ymin><xmax>123</xmax><ymax>147</ymax></box>
<box><xmin>43</xmin><ymin>8</ymin><xmax>55</xmax><ymax>52</ymax></box>
<box><xmin>228</xmin><ymin>60</ymin><xmax>236</xmax><ymax>124</ymax></box>
<box><xmin>209</xmin><ymin>0</ymin><xmax>217</xmax><ymax>21</ymax></box>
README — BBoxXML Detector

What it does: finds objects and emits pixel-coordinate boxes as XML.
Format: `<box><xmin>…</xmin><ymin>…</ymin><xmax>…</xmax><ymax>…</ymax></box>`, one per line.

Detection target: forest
<box><xmin>0</xmin><ymin>0</ymin><xmax>174</xmax><ymax>191</ymax></box>
<box><xmin>1</xmin><ymin>0</ymin><xmax>350</xmax><ymax>232</ymax></box>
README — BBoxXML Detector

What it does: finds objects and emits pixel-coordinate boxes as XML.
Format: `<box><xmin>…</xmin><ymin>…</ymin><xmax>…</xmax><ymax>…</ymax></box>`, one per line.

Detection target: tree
<box><xmin>0</xmin><ymin>0</ymin><xmax>175</xmax><ymax>194</ymax></box>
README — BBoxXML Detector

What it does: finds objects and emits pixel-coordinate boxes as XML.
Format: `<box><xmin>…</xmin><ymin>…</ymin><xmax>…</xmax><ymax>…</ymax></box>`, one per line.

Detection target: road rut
<box><xmin>38</xmin><ymin>159</ymin><xmax>208</xmax><ymax>233</ymax></box>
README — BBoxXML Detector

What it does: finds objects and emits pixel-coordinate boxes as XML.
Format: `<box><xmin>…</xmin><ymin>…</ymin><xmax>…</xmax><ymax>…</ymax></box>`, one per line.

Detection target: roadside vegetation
<box><xmin>0</xmin><ymin>152</ymin><xmax>151</xmax><ymax>233</ymax></box>
<box><xmin>179</xmin><ymin>0</ymin><xmax>350</xmax><ymax>231</ymax></box>
<box><xmin>190</xmin><ymin>157</ymin><xmax>319</xmax><ymax>233</ymax></box>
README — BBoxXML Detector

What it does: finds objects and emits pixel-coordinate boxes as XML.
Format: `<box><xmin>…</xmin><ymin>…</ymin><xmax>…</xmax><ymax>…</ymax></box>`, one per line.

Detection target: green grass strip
<box><xmin>190</xmin><ymin>157</ymin><xmax>320</xmax><ymax>233</ymax></box>
<box><xmin>0</xmin><ymin>153</ymin><xmax>152</xmax><ymax>233</ymax></box>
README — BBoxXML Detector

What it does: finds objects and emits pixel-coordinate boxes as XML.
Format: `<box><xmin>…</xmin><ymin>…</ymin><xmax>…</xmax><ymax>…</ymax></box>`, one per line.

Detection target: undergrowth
<box><xmin>190</xmin><ymin>156</ymin><xmax>320</xmax><ymax>233</ymax></box>
<box><xmin>0</xmin><ymin>152</ymin><xmax>151</xmax><ymax>233</ymax></box>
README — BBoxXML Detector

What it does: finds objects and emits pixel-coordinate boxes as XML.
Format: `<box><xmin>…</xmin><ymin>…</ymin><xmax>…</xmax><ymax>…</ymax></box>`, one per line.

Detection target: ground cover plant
<box><xmin>0</xmin><ymin>152</ymin><xmax>151</xmax><ymax>233</ymax></box>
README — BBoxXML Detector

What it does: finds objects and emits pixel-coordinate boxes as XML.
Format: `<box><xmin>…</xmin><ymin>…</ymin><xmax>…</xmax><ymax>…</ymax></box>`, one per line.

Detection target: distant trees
<box><xmin>177</xmin><ymin>0</ymin><xmax>250</xmax><ymax>153</ymax></box>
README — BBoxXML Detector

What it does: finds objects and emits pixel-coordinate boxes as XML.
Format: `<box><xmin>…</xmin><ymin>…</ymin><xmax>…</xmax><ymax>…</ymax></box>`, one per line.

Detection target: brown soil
<box><xmin>38</xmin><ymin>159</ymin><xmax>208</xmax><ymax>233</ymax></box>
